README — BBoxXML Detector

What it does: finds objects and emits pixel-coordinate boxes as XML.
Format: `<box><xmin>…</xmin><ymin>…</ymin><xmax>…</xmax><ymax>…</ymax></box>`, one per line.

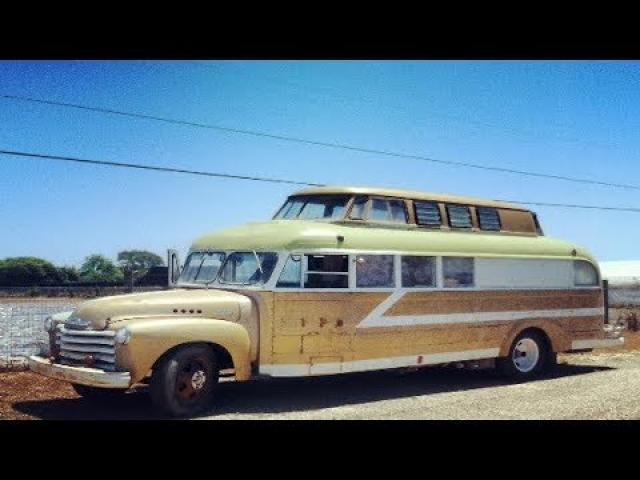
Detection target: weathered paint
<box><xmin>39</xmin><ymin>289</ymin><xmax>258</xmax><ymax>384</ymax></box>
<box><xmin>28</xmin><ymin>355</ymin><xmax>131</xmax><ymax>388</ymax></box>
<box><xmin>116</xmin><ymin>318</ymin><xmax>252</xmax><ymax>384</ymax></box>
<box><xmin>258</xmin><ymin>287</ymin><xmax>608</xmax><ymax>375</ymax></box>
<box><xmin>67</xmin><ymin>289</ymin><xmax>251</xmax><ymax>330</ymax></box>
<box><xmin>191</xmin><ymin>219</ymin><xmax>597</xmax><ymax>266</ymax></box>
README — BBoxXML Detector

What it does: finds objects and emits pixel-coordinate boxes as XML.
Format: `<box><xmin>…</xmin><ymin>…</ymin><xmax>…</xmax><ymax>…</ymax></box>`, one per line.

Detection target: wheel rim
<box><xmin>511</xmin><ymin>338</ymin><xmax>540</xmax><ymax>373</ymax></box>
<box><xmin>175</xmin><ymin>358</ymin><xmax>209</xmax><ymax>404</ymax></box>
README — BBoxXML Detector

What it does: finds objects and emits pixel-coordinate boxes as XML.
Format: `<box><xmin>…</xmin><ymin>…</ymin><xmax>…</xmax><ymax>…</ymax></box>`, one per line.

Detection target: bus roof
<box><xmin>291</xmin><ymin>186</ymin><xmax>529</xmax><ymax>211</ymax></box>
<box><xmin>191</xmin><ymin>220</ymin><xmax>595</xmax><ymax>263</ymax></box>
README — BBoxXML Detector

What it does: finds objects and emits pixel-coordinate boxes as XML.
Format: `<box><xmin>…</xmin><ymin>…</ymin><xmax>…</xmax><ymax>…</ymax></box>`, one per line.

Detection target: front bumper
<box><xmin>28</xmin><ymin>355</ymin><xmax>131</xmax><ymax>389</ymax></box>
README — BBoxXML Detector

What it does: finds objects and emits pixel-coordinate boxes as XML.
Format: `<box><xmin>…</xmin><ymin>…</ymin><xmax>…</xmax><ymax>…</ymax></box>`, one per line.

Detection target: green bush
<box><xmin>0</xmin><ymin>257</ymin><xmax>63</xmax><ymax>286</ymax></box>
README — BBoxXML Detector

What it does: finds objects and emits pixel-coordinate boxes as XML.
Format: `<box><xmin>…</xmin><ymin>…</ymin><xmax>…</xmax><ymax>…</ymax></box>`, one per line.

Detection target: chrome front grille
<box><xmin>55</xmin><ymin>326</ymin><xmax>116</xmax><ymax>371</ymax></box>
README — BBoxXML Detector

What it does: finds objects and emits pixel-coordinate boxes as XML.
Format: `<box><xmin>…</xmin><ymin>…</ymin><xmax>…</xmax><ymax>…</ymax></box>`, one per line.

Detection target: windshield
<box><xmin>179</xmin><ymin>251</ymin><xmax>225</xmax><ymax>284</ymax></box>
<box><xmin>220</xmin><ymin>252</ymin><xmax>278</xmax><ymax>285</ymax></box>
<box><xmin>274</xmin><ymin>196</ymin><xmax>349</xmax><ymax>220</ymax></box>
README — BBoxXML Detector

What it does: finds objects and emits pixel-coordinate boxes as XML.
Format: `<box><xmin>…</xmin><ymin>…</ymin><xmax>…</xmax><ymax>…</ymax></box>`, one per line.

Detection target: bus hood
<box><xmin>65</xmin><ymin>289</ymin><xmax>251</xmax><ymax>330</ymax></box>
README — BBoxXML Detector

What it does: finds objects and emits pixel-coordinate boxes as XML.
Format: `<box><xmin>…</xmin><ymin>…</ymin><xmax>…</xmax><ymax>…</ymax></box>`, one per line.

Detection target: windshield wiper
<box><xmin>204</xmin><ymin>254</ymin><xmax>225</xmax><ymax>288</ymax></box>
<box><xmin>243</xmin><ymin>251</ymin><xmax>264</xmax><ymax>285</ymax></box>
<box><xmin>191</xmin><ymin>255</ymin><xmax>208</xmax><ymax>283</ymax></box>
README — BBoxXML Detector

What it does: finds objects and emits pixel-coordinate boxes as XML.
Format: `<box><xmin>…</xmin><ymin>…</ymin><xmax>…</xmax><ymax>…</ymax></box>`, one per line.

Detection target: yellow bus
<box><xmin>29</xmin><ymin>186</ymin><xmax>624</xmax><ymax>417</ymax></box>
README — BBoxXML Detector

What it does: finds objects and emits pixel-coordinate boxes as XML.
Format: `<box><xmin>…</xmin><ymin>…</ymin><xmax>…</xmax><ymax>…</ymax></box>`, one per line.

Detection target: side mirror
<box><xmin>167</xmin><ymin>249</ymin><xmax>181</xmax><ymax>287</ymax></box>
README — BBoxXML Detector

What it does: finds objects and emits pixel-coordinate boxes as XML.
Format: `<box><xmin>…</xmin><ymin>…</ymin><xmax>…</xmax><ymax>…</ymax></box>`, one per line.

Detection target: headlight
<box><xmin>114</xmin><ymin>327</ymin><xmax>131</xmax><ymax>345</ymax></box>
<box><xmin>44</xmin><ymin>317</ymin><xmax>56</xmax><ymax>332</ymax></box>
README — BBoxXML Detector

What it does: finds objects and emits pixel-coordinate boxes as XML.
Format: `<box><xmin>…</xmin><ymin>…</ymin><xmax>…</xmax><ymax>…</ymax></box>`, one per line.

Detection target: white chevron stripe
<box><xmin>356</xmin><ymin>291</ymin><xmax>603</xmax><ymax>328</ymax></box>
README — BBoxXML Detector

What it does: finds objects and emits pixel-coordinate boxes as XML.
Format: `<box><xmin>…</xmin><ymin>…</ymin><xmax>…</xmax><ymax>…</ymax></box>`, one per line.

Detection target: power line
<box><xmin>2</xmin><ymin>93</ymin><xmax>639</xmax><ymax>192</ymax></box>
<box><xmin>496</xmin><ymin>200</ymin><xmax>640</xmax><ymax>213</ymax></box>
<box><xmin>188</xmin><ymin>60</ymin><xmax>616</xmax><ymax>150</ymax></box>
<box><xmin>2</xmin><ymin>147</ymin><xmax>640</xmax><ymax>213</ymax></box>
<box><xmin>0</xmin><ymin>149</ymin><xmax>322</xmax><ymax>187</ymax></box>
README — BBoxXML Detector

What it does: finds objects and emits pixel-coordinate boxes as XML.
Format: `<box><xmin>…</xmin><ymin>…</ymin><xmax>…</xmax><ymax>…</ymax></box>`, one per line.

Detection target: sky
<box><xmin>1</xmin><ymin>60</ymin><xmax>639</xmax><ymax>267</ymax></box>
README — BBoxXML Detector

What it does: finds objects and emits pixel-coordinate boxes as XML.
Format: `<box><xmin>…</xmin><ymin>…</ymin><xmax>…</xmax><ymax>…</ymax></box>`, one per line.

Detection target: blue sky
<box><xmin>1</xmin><ymin>60</ymin><xmax>639</xmax><ymax>266</ymax></box>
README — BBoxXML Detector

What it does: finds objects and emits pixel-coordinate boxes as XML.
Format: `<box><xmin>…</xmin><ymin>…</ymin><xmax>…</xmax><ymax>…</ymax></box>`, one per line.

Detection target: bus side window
<box><xmin>477</xmin><ymin>207</ymin><xmax>501</xmax><ymax>231</ymax></box>
<box><xmin>369</xmin><ymin>199</ymin><xmax>389</xmax><ymax>222</ymax></box>
<box><xmin>356</xmin><ymin>255</ymin><xmax>395</xmax><ymax>288</ymax></box>
<box><xmin>402</xmin><ymin>256</ymin><xmax>436</xmax><ymax>287</ymax></box>
<box><xmin>276</xmin><ymin>255</ymin><xmax>302</xmax><ymax>287</ymax></box>
<box><xmin>304</xmin><ymin>255</ymin><xmax>349</xmax><ymax>288</ymax></box>
<box><xmin>414</xmin><ymin>201</ymin><xmax>442</xmax><ymax>227</ymax></box>
<box><xmin>443</xmin><ymin>257</ymin><xmax>474</xmax><ymax>288</ymax></box>
<box><xmin>574</xmin><ymin>260</ymin><xmax>598</xmax><ymax>286</ymax></box>
<box><xmin>447</xmin><ymin>205</ymin><xmax>472</xmax><ymax>229</ymax></box>
<box><xmin>369</xmin><ymin>198</ymin><xmax>408</xmax><ymax>223</ymax></box>
<box><xmin>349</xmin><ymin>196</ymin><xmax>368</xmax><ymax>220</ymax></box>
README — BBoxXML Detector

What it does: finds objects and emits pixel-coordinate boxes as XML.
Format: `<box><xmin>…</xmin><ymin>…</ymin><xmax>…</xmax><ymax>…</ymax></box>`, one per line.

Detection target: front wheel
<box><xmin>150</xmin><ymin>345</ymin><xmax>219</xmax><ymax>418</ymax></box>
<box><xmin>497</xmin><ymin>331</ymin><xmax>554</xmax><ymax>380</ymax></box>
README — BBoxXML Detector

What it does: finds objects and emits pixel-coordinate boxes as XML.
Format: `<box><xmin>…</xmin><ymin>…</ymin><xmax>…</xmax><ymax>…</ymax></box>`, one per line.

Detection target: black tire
<box><xmin>150</xmin><ymin>344</ymin><xmax>219</xmax><ymax>418</ymax></box>
<box><xmin>497</xmin><ymin>331</ymin><xmax>554</xmax><ymax>380</ymax></box>
<box><xmin>72</xmin><ymin>383</ymin><xmax>128</xmax><ymax>400</ymax></box>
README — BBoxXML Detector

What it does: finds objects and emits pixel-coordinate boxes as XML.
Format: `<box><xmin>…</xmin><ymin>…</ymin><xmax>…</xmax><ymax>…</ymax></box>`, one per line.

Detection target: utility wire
<box><xmin>188</xmin><ymin>60</ymin><xmax>615</xmax><ymax>150</ymax></box>
<box><xmin>2</xmin><ymin>148</ymin><xmax>640</xmax><ymax>213</ymax></box>
<box><xmin>2</xmin><ymin>93</ymin><xmax>639</xmax><ymax>192</ymax></box>
<box><xmin>0</xmin><ymin>148</ymin><xmax>322</xmax><ymax>187</ymax></box>
<box><xmin>496</xmin><ymin>200</ymin><xmax>640</xmax><ymax>213</ymax></box>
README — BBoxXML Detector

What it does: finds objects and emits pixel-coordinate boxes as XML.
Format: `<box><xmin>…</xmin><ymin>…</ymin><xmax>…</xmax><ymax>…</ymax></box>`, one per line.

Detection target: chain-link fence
<box><xmin>0</xmin><ymin>300</ymin><xmax>79</xmax><ymax>371</ymax></box>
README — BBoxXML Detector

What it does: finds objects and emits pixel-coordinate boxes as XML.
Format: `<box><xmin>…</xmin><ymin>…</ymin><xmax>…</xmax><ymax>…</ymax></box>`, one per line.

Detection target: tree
<box><xmin>57</xmin><ymin>266</ymin><xmax>80</xmax><ymax>283</ymax></box>
<box><xmin>0</xmin><ymin>257</ymin><xmax>63</xmax><ymax>286</ymax></box>
<box><xmin>79</xmin><ymin>254</ymin><xmax>124</xmax><ymax>284</ymax></box>
<box><xmin>117</xmin><ymin>250</ymin><xmax>164</xmax><ymax>290</ymax></box>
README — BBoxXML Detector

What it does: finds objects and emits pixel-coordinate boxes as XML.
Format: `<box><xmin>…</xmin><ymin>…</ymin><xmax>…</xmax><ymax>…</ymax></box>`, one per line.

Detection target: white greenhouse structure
<box><xmin>599</xmin><ymin>261</ymin><xmax>640</xmax><ymax>306</ymax></box>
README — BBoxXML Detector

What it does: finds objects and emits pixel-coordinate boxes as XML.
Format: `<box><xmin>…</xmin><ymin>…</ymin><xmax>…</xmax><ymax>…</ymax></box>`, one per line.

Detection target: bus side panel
<box><xmin>270</xmin><ymin>292</ymin><xmax>387</xmax><ymax>368</ymax></box>
<box><xmin>264</xmin><ymin>288</ymin><xmax>603</xmax><ymax>375</ymax></box>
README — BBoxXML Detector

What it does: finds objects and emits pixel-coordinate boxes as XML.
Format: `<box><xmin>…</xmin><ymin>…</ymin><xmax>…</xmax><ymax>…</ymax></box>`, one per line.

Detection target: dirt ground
<box><xmin>2</xmin><ymin>331</ymin><xmax>639</xmax><ymax>421</ymax></box>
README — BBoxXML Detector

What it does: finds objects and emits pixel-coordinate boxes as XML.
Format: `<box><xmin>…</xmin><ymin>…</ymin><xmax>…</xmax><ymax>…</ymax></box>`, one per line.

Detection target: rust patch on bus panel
<box><xmin>273</xmin><ymin>292</ymin><xmax>388</xmax><ymax>335</ymax></box>
<box><xmin>272</xmin><ymin>335</ymin><xmax>302</xmax><ymax>355</ymax></box>
<box><xmin>303</xmin><ymin>334</ymin><xmax>352</xmax><ymax>354</ymax></box>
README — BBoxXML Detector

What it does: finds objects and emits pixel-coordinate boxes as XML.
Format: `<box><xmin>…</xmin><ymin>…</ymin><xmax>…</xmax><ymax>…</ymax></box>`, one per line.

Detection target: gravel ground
<box><xmin>1</xmin><ymin>343</ymin><xmax>639</xmax><ymax>420</ymax></box>
<box><xmin>197</xmin><ymin>350</ymin><xmax>640</xmax><ymax>420</ymax></box>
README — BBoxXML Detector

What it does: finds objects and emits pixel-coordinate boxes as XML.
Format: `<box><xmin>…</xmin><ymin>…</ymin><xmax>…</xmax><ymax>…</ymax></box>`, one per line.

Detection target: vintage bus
<box><xmin>29</xmin><ymin>186</ymin><xmax>624</xmax><ymax>417</ymax></box>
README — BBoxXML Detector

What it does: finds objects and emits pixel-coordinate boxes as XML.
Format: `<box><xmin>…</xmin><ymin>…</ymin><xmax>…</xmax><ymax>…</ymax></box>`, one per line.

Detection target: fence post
<box><xmin>603</xmin><ymin>279</ymin><xmax>609</xmax><ymax>324</ymax></box>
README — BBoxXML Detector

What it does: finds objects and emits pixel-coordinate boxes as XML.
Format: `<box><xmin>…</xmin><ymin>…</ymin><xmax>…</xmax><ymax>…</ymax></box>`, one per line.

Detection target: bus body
<box><xmin>29</xmin><ymin>186</ymin><xmax>624</xmax><ymax>416</ymax></box>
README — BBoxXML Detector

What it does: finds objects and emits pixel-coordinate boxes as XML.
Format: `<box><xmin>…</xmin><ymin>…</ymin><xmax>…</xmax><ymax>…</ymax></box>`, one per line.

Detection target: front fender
<box><xmin>115</xmin><ymin>317</ymin><xmax>252</xmax><ymax>384</ymax></box>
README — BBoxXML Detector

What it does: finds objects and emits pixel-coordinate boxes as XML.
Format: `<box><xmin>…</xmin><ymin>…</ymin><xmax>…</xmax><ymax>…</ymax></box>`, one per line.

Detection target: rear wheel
<box><xmin>150</xmin><ymin>345</ymin><xmax>219</xmax><ymax>418</ymax></box>
<box><xmin>497</xmin><ymin>331</ymin><xmax>554</xmax><ymax>380</ymax></box>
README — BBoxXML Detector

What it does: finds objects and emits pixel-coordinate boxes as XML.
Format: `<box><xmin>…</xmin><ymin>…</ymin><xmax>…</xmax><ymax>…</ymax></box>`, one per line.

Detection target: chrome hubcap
<box><xmin>191</xmin><ymin>370</ymin><xmax>207</xmax><ymax>390</ymax></box>
<box><xmin>512</xmin><ymin>338</ymin><xmax>540</xmax><ymax>373</ymax></box>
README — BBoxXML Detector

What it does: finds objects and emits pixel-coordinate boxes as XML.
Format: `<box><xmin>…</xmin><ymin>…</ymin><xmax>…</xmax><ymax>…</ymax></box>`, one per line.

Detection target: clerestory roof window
<box><xmin>274</xmin><ymin>196</ymin><xmax>349</xmax><ymax>220</ymax></box>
